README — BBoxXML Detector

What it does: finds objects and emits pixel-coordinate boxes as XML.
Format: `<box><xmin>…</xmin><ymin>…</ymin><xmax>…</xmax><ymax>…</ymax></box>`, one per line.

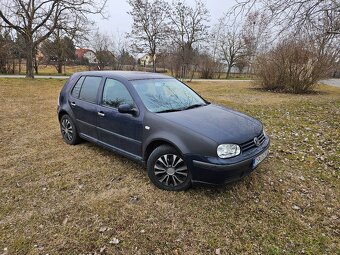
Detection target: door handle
<box><xmin>98</xmin><ymin>111</ymin><xmax>105</xmax><ymax>117</ymax></box>
<box><xmin>70</xmin><ymin>102</ymin><xmax>76</xmax><ymax>106</ymax></box>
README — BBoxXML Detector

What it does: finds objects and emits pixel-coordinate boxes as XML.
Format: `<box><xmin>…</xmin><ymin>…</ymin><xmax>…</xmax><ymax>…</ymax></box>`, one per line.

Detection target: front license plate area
<box><xmin>252</xmin><ymin>150</ymin><xmax>268</xmax><ymax>168</ymax></box>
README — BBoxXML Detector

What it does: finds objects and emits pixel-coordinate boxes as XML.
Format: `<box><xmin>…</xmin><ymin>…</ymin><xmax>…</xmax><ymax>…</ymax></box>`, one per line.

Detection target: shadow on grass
<box><xmin>69</xmin><ymin>138</ymin><xmax>259</xmax><ymax>195</ymax></box>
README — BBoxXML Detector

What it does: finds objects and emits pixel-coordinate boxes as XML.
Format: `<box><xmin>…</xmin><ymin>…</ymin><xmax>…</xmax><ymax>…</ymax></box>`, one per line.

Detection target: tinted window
<box><xmin>79</xmin><ymin>76</ymin><xmax>102</xmax><ymax>103</ymax></box>
<box><xmin>71</xmin><ymin>76</ymin><xmax>85</xmax><ymax>98</ymax></box>
<box><xmin>102</xmin><ymin>79</ymin><xmax>134</xmax><ymax>108</ymax></box>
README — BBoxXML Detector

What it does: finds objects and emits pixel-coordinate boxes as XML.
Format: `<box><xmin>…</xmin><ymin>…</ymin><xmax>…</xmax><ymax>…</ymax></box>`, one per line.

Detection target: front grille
<box><xmin>240</xmin><ymin>132</ymin><xmax>265</xmax><ymax>152</ymax></box>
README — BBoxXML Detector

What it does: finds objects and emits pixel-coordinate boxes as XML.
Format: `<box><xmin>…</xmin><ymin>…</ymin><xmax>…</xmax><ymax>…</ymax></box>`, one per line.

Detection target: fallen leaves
<box><xmin>109</xmin><ymin>237</ymin><xmax>120</xmax><ymax>245</ymax></box>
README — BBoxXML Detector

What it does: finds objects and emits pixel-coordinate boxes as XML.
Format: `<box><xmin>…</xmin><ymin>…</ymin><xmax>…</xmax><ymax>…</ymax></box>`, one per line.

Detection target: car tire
<box><xmin>60</xmin><ymin>114</ymin><xmax>80</xmax><ymax>145</ymax></box>
<box><xmin>147</xmin><ymin>145</ymin><xmax>191</xmax><ymax>191</ymax></box>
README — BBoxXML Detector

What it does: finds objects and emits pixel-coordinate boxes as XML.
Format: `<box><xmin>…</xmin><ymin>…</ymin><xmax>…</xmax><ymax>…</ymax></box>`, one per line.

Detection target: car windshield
<box><xmin>131</xmin><ymin>78</ymin><xmax>207</xmax><ymax>113</ymax></box>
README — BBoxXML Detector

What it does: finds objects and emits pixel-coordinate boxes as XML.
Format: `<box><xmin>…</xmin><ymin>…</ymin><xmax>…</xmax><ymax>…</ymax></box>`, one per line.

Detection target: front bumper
<box><xmin>186</xmin><ymin>137</ymin><xmax>270</xmax><ymax>185</ymax></box>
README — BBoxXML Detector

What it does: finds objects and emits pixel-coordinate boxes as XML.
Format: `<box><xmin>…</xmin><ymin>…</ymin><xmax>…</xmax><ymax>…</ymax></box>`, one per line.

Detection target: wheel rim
<box><xmin>61</xmin><ymin>118</ymin><xmax>73</xmax><ymax>141</ymax></box>
<box><xmin>154</xmin><ymin>154</ymin><xmax>188</xmax><ymax>187</ymax></box>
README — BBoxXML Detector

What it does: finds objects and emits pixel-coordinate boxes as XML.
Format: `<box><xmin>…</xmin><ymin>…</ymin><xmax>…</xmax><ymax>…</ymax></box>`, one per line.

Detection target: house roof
<box><xmin>136</xmin><ymin>53</ymin><xmax>151</xmax><ymax>60</ymax></box>
<box><xmin>75</xmin><ymin>48</ymin><xmax>95</xmax><ymax>59</ymax></box>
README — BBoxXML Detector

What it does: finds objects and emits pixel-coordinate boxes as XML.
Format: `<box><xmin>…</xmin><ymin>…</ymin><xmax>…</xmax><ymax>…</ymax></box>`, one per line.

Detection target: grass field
<box><xmin>0</xmin><ymin>78</ymin><xmax>339</xmax><ymax>255</ymax></box>
<box><xmin>17</xmin><ymin>65</ymin><xmax>89</xmax><ymax>76</ymax></box>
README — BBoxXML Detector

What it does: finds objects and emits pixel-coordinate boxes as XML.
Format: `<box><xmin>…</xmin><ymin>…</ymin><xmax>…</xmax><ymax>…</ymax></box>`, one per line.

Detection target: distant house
<box><xmin>138</xmin><ymin>54</ymin><xmax>153</xmax><ymax>66</ymax></box>
<box><xmin>35</xmin><ymin>49</ymin><xmax>44</xmax><ymax>62</ymax></box>
<box><xmin>75</xmin><ymin>48</ymin><xmax>97</xmax><ymax>64</ymax></box>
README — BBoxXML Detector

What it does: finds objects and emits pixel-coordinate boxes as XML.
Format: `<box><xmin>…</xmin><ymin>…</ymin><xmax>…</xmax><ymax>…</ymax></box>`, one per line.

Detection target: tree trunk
<box><xmin>57</xmin><ymin>60</ymin><xmax>63</xmax><ymax>74</ymax></box>
<box><xmin>19</xmin><ymin>58</ymin><xmax>22</xmax><ymax>74</ymax></box>
<box><xmin>226</xmin><ymin>65</ymin><xmax>232</xmax><ymax>79</ymax></box>
<box><xmin>190</xmin><ymin>64</ymin><xmax>198</xmax><ymax>82</ymax></box>
<box><xmin>26</xmin><ymin>40</ymin><xmax>34</xmax><ymax>78</ymax></box>
<box><xmin>12</xmin><ymin>58</ymin><xmax>15</xmax><ymax>74</ymax></box>
<box><xmin>34</xmin><ymin>56</ymin><xmax>39</xmax><ymax>74</ymax></box>
<box><xmin>152</xmin><ymin>54</ymin><xmax>156</xmax><ymax>73</ymax></box>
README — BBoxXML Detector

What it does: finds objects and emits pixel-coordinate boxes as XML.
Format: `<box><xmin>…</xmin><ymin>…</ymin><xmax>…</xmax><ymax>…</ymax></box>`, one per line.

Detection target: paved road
<box><xmin>320</xmin><ymin>79</ymin><xmax>340</xmax><ymax>88</ymax></box>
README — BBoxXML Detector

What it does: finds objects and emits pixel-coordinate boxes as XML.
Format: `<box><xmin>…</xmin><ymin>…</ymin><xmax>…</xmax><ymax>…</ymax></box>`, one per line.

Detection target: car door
<box><xmin>97</xmin><ymin>78</ymin><xmax>143</xmax><ymax>158</ymax></box>
<box><xmin>69</xmin><ymin>76</ymin><xmax>102</xmax><ymax>141</ymax></box>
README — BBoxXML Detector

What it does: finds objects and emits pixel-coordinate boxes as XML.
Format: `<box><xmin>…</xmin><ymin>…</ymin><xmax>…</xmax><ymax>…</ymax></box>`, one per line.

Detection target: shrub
<box><xmin>255</xmin><ymin>40</ymin><xmax>334</xmax><ymax>93</ymax></box>
<box><xmin>198</xmin><ymin>54</ymin><xmax>218</xmax><ymax>79</ymax></box>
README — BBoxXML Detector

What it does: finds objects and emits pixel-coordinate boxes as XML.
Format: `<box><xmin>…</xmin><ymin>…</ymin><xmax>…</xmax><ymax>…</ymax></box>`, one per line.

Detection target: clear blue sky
<box><xmin>94</xmin><ymin>0</ymin><xmax>236</xmax><ymax>36</ymax></box>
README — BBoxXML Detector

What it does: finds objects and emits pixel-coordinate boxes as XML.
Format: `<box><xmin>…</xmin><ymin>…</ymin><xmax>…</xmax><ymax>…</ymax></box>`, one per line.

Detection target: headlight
<box><xmin>263</xmin><ymin>128</ymin><xmax>266</xmax><ymax>137</ymax></box>
<box><xmin>217</xmin><ymin>144</ymin><xmax>241</xmax><ymax>158</ymax></box>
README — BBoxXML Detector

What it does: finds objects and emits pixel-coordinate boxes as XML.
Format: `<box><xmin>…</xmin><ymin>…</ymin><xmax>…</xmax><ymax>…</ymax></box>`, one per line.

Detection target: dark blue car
<box><xmin>57</xmin><ymin>71</ymin><xmax>270</xmax><ymax>191</ymax></box>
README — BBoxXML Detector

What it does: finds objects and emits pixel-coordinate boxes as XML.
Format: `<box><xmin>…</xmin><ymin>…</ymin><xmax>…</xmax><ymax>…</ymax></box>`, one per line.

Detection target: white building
<box><xmin>138</xmin><ymin>54</ymin><xmax>153</xmax><ymax>66</ymax></box>
<box><xmin>75</xmin><ymin>49</ymin><xmax>97</xmax><ymax>64</ymax></box>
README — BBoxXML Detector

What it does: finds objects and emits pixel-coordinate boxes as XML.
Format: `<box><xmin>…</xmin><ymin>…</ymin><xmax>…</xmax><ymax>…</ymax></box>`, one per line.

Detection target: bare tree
<box><xmin>128</xmin><ymin>0</ymin><xmax>169</xmax><ymax>72</ymax></box>
<box><xmin>198</xmin><ymin>53</ymin><xmax>218</xmax><ymax>79</ymax></box>
<box><xmin>0</xmin><ymin>0</ymin><xmax>107</xmax><ymax>78</ymax></box>
<box><xmin>41</xmin><ymin>33</ymin><xmax>76</xmax><ymax>74</ymax></box>
<box><xmin>168</xmin><ymin>0</ymin><xmax>209</xmax><ymax>78</ymax></box>
<box><xmin>112</xmin><ymin>33</ymin><xmax>136</xmax><ymax>70</ymax></box>
<box><xmin>92</xmin><ymin>31</ymin><xmax>115</xmax><ymax>70</ymax></box>
<box><xmin>233</xmin><ymin>0</ymin><xmax>340</xmax><ymax>34</ymax></box>
<box><xmin>241</xmin><ymin>11</ymin><xmax>271</xmax><ymax>73</ymax></box>
<box><xmin>217</xmin><ymin>18</ymin><xmax>245</xmax><ymax>78</ymax></box>
<box><xmin>0</xmin><ymin>28</ymin><xmax>13</xmax><ymax>74</ymax></box>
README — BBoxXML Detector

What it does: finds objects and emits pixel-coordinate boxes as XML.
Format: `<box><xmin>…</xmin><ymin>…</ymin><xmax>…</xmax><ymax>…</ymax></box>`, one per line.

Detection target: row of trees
<box><xmin>0</xmin><ymin>0</ymin><xmax>339</xmax><ymax>92</ymax></box>
<box><xmin>128</xmin><ymin>0</ymin><xmax>209</xmax><ymax>77</ymax></box>
<box><xmin>0</xmin><ymin>29</ymin><xmax>26</xmax><ymax>74</ymax></box>
<box><xmin>91</xmin><ymin>31</ymin><xmax>136</xmax><ymax>70</ymax></box>
<box><xmin>127</xmin><ymin>0</ymin><xmax>339</xmax><ymax>91</ymax></box>
<box><xmin>128</xmin><ymin>0</ymin><xmax>250</xmax><ymax>79</ymax></box>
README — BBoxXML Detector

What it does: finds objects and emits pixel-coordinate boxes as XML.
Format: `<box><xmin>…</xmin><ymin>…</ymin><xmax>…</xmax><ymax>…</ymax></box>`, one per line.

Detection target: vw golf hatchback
<box><xmin>57</xmin><ymin>71</ymin><xmax>270</xmax><ymax>191</ymax></box>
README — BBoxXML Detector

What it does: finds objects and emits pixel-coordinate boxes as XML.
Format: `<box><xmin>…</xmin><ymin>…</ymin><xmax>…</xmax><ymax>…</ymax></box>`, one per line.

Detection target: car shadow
<box><xmin>74</xmin><ymin>140</ymin><xmax>260</xmax><ymax>194</ymax></box>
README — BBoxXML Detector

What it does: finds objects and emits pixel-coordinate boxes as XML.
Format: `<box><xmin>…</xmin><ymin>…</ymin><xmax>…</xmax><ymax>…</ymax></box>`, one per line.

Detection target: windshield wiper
<box><xmin>156</xmin><ymin>103</ymin><xmax>207</xmax><ymax>113</ymax></box>
<box><xmin>183</xmin><ymin>103</ymin><xmax>207</xmax><ymax>110</ymax></box>
<box><xmin>156</xmin><ymin>108</ymin><xmax>183</xmax><ymax>113</ymax></box>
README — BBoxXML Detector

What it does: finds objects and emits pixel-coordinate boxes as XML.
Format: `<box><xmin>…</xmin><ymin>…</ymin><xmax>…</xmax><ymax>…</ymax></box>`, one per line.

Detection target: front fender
<box><xmin>143</xmin><ymin>112</ymin><xmax>218</xmax><ymax>158</ymax></box>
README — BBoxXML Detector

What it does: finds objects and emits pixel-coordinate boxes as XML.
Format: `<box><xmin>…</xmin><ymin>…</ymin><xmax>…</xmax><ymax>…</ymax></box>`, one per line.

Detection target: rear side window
<box><xmin>102</xmin><ymin>79</ymin><xmax>134</xmax><ymax>108</ymax></box>
<box><xmin>71</xmin><ymin>76</ymin><xmax>85</xmax><ymax>98</ymax></box>
<box><xmin>78</xmin><ymin>76</ymin><xmax>102</xmax><ymax>103</ymax></box>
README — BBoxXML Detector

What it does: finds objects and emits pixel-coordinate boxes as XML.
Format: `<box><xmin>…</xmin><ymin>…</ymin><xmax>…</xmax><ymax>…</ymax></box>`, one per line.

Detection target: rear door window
<box><xmin>78</xmin><ymin>76</ymin><xmax>102</xmax><ymax>103</ymax></box>
<box><xmin>71</xmin><ymin>76</ymin><xmax>85</xmax><ymax>98</ymax></box>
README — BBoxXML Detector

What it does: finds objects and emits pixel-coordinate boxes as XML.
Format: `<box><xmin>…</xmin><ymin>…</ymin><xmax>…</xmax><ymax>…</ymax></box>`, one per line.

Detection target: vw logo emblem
<box><xmin>254</xmin><ymin>137</ymin><xmax>261</xmax><ymax>147</ymax></box>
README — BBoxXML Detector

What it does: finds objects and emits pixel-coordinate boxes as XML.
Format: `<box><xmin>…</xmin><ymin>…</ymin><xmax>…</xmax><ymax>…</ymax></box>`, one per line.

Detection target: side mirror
<box><xmin>118</xmin><ymin>104</ymin><xmax>138</xmax><ymax>116</ymax></box>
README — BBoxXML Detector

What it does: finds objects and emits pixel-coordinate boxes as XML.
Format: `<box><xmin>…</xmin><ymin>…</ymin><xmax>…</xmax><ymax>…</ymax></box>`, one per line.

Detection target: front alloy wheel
<box><xmin>147</xmin><ymin>145</ymin><xmax>191</xmax><ymax>191</ymax></box>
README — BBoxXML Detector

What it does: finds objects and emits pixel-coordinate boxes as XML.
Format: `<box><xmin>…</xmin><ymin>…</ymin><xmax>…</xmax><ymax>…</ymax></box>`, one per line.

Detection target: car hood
<box><xmin>156</xmin><ymin>104</ymin><xmax>262</xmax><ymax>144</ymax></box>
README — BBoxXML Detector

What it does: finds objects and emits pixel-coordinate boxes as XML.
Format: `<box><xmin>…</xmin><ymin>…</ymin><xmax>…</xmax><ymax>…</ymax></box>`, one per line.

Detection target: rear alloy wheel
<box><xmin>147</xmin><ymin>145</ymin><xmax>191</xmax><ymax>191</ymax></box>
<box><xmin>60</xmin><ymin>115</ymin><xmax>80</xmax><ymax>145</ymax></box>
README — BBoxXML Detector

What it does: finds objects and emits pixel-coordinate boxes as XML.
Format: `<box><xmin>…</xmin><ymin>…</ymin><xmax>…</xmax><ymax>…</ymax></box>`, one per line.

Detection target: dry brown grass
<box><xmin>0</xmin><ymin>79</ymin><xmax>339</xmax><ymax>255</ymax></box>
<box><xmin>15</xmin><ymin>64</ymin><xmax>88</xmax><ymax>75</ymax></box>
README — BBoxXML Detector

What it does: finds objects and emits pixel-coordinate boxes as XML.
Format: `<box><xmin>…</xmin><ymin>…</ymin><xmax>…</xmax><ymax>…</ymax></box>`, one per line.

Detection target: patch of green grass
<box><xmin>12</xmin><ymin>237</ymin><xmax>31</xmax><ymax>255</ymax></box>
<box><xmin>0</xmin><ymin>78</ymin><xmax>339</xmax><ymax>254</ymax></box>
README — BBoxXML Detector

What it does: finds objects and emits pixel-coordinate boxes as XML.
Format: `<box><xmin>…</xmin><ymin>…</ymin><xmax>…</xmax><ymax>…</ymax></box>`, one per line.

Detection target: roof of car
<box><xmin>74</xmin><ymin>71</ymin><xmax>171</xmax><ymax>81</ymax></box>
